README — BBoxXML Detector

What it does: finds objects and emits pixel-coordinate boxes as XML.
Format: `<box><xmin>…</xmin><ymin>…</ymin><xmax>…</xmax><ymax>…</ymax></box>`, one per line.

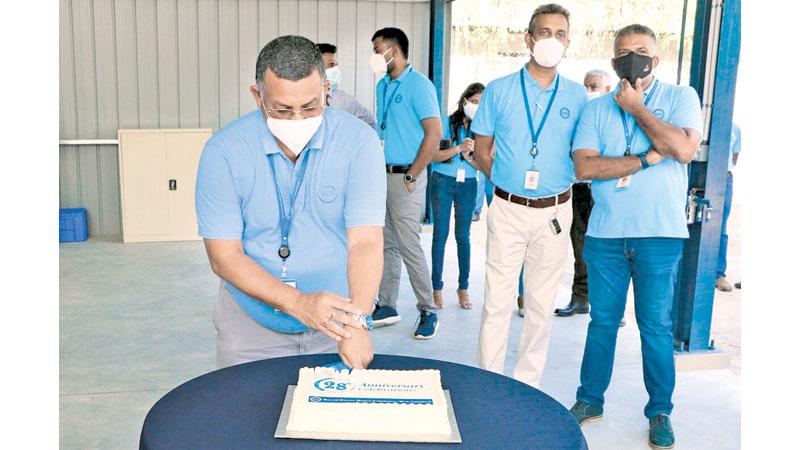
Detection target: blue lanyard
<box><xmin>520</xmin><ymin>69</ymin><xmax>560</xmax><ymax>159</ymax></box>
<box><xmin>379</xmin><ymin>71</ymin><xmax>408</xmax><ymax>131</ymax></box>
<box><xmin>618</xmin><ymin>80</ymin><xmax>660</xmax><ymax>155</ymax></box>
<box><xmin>266</xmin><ymin>151</ymin><xmax>311</xmax><ymax>264</ymax></box>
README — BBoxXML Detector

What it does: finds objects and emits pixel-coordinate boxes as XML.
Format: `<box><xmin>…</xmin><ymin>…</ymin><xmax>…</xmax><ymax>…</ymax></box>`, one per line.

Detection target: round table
<box><xmin>140</xmin><ymin>354</ymin><xmax>587</xmax><ymax>449</ymax></box>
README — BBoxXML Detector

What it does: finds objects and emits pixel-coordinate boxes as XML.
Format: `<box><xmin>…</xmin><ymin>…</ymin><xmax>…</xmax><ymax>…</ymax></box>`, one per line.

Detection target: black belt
<box><xmin>386</xmin><ymin>164</ymin><xmax>411</xmax><ymax>174</ymax></box>
<box><xmin>494</xmin><ymin>186</ymin><xmax>572</xmax><ymax>208</ymax></box>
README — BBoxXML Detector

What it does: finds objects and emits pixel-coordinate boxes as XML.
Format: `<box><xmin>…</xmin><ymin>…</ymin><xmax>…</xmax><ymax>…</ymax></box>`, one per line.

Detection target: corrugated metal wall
<box><xmin>60</xmin><ymin>0</ymin><xmax>431</xmax><ymax>237</ymax></box>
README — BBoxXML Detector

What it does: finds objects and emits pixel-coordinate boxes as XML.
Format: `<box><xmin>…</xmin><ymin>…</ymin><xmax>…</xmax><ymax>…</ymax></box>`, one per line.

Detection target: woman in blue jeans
<box><xmin>429</xmin><ymin>83</ymin><xmax>484</xmax><ymax>309</ymax></box>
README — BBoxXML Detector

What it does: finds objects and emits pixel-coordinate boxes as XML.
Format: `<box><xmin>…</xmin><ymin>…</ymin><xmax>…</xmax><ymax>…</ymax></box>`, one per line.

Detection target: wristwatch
<box><xmin>637</xmin><ymin>151</ymin><xmax>650</xmax><ymax>170</ymax></box>
<box><xmin>352</xmin><ymin>313</ymin><xmax>374</xmax><ymax>331</ymax></box>
<box><xmin>404</xmin><ymin>173</ymin><xmax>416</xmax><ymax>183</ymax></box>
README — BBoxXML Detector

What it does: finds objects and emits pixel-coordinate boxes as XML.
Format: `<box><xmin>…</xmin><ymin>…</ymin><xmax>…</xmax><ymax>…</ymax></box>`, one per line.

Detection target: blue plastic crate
<box><xmin>60</xmin><ymin>208</ymin><xmax>88</xmax><ymax>243</ymax></box>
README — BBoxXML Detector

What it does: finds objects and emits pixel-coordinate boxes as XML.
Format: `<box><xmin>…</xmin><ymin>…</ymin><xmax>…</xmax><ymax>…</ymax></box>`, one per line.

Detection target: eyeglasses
<box><xmin>263</xmin><ymin>104</ymin><xmax>324</xmax><ymax>120</ymax></box>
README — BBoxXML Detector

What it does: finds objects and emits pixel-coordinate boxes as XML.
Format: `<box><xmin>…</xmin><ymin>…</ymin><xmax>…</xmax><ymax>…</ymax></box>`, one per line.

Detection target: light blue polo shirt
<box><xmin>431</xmin><ymin>116</ymin><xmax>478</xmax><ymax>179</ymax></box>
<box><xmin>728</xmin><ymin>124</ymin><xmax>741</xmax><ymax>172</ymax></box>
<box><xmin>471</xmin><ymin>65</ymin><xmax>588</xmax><ymax>197</ymax></box>
<box><xmin>376</xmin><ymin>64</ymin><xmax>441</xmax><ymax>165</ymax></box>
<box><xmin>195</xmin><ymin>108</ymin><xmax>387</xmax><ymax>333</ymax></box>
<box><xmin>572</xmin><ymin>79</ymin><xmax>703</xmax><ymax>239</ymax></box>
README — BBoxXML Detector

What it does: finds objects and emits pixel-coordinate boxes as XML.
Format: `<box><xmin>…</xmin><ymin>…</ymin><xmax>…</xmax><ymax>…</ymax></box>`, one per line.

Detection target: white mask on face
<box><xmin>530</xmin><ymin>37</ymin><xmax>566</xmax><ymax>68</ymax></box>
<box><xmin>587</xmin><ymin>91</ymin><xmax>604</xmax><ymax>101</ymax></box>
<box><xmin>325</xmin><ymin>66</ymin><xmax>342</xmax><ymax>92</ymax></box>
<box><xmin>369</xmin><ymin>48</ymin><xmax>394</xmax><ymax>74</ymax></box>
<box><xmin>463</xmin><ymin>101</ymin><xmax>479</xmax><ymax>120</ymax></box>
<box><xmin>261</xmin><ymin>94</ymin><xmax>324</xmax><ymax>157</ymax></box>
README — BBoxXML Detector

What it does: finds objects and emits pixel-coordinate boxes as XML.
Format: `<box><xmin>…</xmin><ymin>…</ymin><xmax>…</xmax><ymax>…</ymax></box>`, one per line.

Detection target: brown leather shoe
<box><xmin>433</xmin><ymin>290</ymin><xmax>444</xmax><ymax>309</ymax></box>
<box><xmin>457</xmin><ymin>289</ymin><xmax>473</xmax><ymax>309</ymax></box>
<box><xmin>716</xmin><ymin>277</ymin><xmax>733</xmax><ymax>292</ymax></box>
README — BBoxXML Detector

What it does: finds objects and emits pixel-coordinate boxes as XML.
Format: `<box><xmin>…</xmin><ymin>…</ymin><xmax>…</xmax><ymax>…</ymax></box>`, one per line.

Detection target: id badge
<box><xmin>456</xmin><ymin>168</ymin><xmax>466</xmax><ymax>183</ymax></box>
<box><xmin>616</xmin><ymin>175</ymin><xmax>632</xmax><ymax>189</ymax></box>
<box><xmin>282</xmin><ymin>278</ymin><xmax>297</xmax><ymax>289</ymax></box>
<box><xmin>524</xmin><ymin>170</ymin><xmax>541</xmax><ymax>190</ymax></box>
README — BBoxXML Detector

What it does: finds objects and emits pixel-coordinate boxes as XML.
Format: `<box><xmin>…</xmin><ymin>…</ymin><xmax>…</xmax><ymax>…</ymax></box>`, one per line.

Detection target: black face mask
<box><xmin>612</xmin><ymin>52</ymin><xmax>653</xmax><ymax>85</ymax></box>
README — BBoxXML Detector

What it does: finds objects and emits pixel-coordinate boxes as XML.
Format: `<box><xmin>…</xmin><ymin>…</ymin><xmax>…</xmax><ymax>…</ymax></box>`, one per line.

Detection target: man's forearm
<box><xmin>474</xmin><ymin>135</ymin><xmax>494</xmax><ymax>177</ymax></box>
<box><xmin>347</xmin><ymin>240</ymin><xmax>383</xmax><ymax>315</ymax></box>
<box><xmin>211</xmin><ymin>250</ymin><xmax>302</xmax><ymax>315</ymax></box>
<box><xmin>408</xmin><ymin>134</ymin><xmax>439</xmax><ymax>177</ymax></box>
<box><xmin>633</xmin><ymin>106</ymin><xmax>696</xmax><ymax>162</ymax></box>
<box><xmin>575</xmin><ymin>154</ymin><xmax>642</xmax><ymax>181</ymax></box>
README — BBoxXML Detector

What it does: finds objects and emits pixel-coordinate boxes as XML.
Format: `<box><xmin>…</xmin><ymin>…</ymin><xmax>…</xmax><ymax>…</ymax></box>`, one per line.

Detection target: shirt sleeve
<box><xmin>344</xmin><ymin>128</ymin><xmax>387</xmax><ymax>228</ymax></box>
<box><xmin>348</xmin><ymin>94</ymin><xmax>378</xmax><ymax>131</ymax></box>
<box><xmin>570</xmin><ymin>89</ymin><xmax>590</xmax><ymax>142</ymax></box>
<box><xmin>669</xmin><ymin>86</ymin><xmax>704</xmax><ymax>133</ymax></box>
<box><xmin>470</xmin><ymin>81</ymin><xmax>495</xmax><ymax>137</ymax></box>
<box><xmin>571</xmin><ymin>101</ymin><xmax>600</xmax><ymax>155</ymax></box>
<box><xmin>413</xmin><ymin>78</ymin><xmax>442</xmax><ymax>121</ymax></box>
<box><xmin>195</xmin><ymin>142</ymin><xmax>244</xmax><ymax>239</ymax></box>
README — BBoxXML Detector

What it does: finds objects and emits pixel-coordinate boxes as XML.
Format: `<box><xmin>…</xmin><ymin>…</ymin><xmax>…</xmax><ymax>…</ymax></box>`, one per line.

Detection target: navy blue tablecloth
<box><xmin>140</xmin><ymin>354</ymin><xmax>587</xmax><ymax>449</ymax></box>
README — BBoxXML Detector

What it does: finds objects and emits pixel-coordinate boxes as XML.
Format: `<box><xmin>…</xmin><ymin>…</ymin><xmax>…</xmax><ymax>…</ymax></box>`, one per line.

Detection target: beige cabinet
<box><xmin>117</xmin><ymin>129</ymin><xmax>211</xmax><ymax>243</ymax></box>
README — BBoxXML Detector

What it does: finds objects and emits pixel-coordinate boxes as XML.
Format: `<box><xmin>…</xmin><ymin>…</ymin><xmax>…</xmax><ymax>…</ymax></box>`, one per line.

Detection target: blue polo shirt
<box><xmin>471</xmin><ymin>66</ymin><xmax>588</xmax><ymax>197</ymax></box>
<box><xmin>431</xmin><ymin>117</ymin><xmax>478</xmax><ymax>179</ymax></box>
<box><xmin>195</xmin><ymin>108</ymin><xmax>386</xmax><ymax>333</ymax></box>
<box><xmin>572</xmin><ymin>79</ymin><xmax>703</xmax><ymax>239</ymax></box>
<box><xmin>376</xmin><ymin>64</ymin><xmax>441</xmax><ymax>165</ymax></box>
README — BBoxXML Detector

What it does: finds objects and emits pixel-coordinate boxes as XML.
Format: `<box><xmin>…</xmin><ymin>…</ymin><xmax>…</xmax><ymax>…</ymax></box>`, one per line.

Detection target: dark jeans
<box><xmin>717</xmin><ymin>172</ymin><xmax>733</xmax><ymax>277</ymax></box>
<box><xmin>431</xmin><ymin>171</ymin><xmax>477</xmax><ymax>290</ymax></box>
<box><xmin>570</xmin><ymin>183</ymin><xmax>593</xmax><ymax>302</ymax></box>
<box><xmin>577</xmin><ymin>236</ymin><xmax>684</xmax><ymax>418</ymax></box>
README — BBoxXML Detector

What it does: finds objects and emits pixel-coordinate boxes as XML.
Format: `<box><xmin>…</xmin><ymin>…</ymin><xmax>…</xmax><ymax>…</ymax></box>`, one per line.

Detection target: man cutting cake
<box><xmin>195</xmin><ymin>35</ymin><xmax>386</xmax><ymax>370</ymax></box>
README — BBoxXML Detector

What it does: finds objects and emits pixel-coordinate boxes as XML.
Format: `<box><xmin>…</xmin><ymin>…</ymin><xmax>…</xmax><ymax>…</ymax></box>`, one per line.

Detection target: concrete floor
<box><xmin>60</xmin><ymin>206</ymin><xmax>741</xmax><ymax>449</ymax></box>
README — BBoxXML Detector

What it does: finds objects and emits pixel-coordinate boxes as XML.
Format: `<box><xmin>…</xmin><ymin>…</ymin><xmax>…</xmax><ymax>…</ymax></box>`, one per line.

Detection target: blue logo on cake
<box><xmin>314</xmin><ymin>377</ymin><xmax>353</xmax><ymax>392</ymax></box>
<box><xmin>653</xmin><ymin>108</ymin><xmax>665</xmax><ymax>119</ymax></box>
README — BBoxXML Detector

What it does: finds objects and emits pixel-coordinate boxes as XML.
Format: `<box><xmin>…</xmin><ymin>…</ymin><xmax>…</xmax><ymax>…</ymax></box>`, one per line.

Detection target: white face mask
<box><xmin>587</xmin><ymin>91</ymin><xmax>604</xmax><ymax>101</ymax></box>
<box><xmin>463</xmin><ymin>101</ymin><xmax>479</xmax><ymax>120</ymax></box>
<box><xmin>530</xmin><ymin>37</ymin><xmax>566</xmax><ymax>68</ymax></box>
<box><xmin>325</xmin><ymin>66</ymin><xmax>342</xmax><ymax>92</ymax></box>
<box><xmin>369</xmin><ymin>48</ymin><xmax>394</xmax><ymax>74</ymax></box>
<box><xmin>261</xmin><ymin>94</ymin><xmax>324</xmax><ymax>157</ymax></box>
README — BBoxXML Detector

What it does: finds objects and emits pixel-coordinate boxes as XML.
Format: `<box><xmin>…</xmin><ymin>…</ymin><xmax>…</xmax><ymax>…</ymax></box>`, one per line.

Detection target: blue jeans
<box><xmin>474</xmin><ymin>173</ymin><xmax>495</xmax><ymax>215</ymax></box>
<box><xmin>576</xmin><ymin>236</ymin><xmax>684</xmax><ymax>418</ymax></box>
<box><xmin>717</xmin><ymin>172</ymin><xmax>733</xmax><ymax>277</ymax></box>
<box><xmin>430</xmin><ymin>171</ymin><xmax>477</xmax><ymax>290</ymax></box>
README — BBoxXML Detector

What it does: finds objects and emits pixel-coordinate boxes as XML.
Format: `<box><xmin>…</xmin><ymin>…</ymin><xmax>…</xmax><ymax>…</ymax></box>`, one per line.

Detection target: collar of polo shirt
<box><xmin>520</xmin><ymin>64</ymin><xmax>564</xmax><ymax>93</ymax></box>
<box><xmin>382</xmin><ymin>63</ymin><xmax>414</xmax><ymax>84</ymax></box>
<box><xmin>258</xmin><ymin>109</ymin><xmax>328</xmax><ymax>156</ymax></box>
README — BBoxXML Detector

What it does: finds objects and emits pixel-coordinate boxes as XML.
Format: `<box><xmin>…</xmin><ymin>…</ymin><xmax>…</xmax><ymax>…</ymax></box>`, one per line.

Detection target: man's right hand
<box><xmin>292</xmin><ymin>292</ymin><xmax>362</xmax><ymax>341</ymax></box>
<box><xmin>645</xmin><ymin>149</ymin><xmax>664</xmax><ymax>166</ymax></box>
<box><xmin>459</xmin><ymin>138</ymin><xmax>475</xmax><ymax>158</ymax></box>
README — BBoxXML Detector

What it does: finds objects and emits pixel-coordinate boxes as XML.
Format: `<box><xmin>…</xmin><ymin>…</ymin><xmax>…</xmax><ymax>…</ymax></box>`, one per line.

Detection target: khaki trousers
<box><xmin>477</xmin><ymin>192</ymin><xmax>573</xmax><ymax>387</ymax></box>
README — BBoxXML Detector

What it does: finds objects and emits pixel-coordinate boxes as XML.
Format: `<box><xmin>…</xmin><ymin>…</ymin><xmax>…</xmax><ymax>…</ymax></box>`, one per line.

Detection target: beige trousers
<box><xmin>477</xmin><ymin>192</ymin><xmax>573</xmax><ymax>387</ymax></box>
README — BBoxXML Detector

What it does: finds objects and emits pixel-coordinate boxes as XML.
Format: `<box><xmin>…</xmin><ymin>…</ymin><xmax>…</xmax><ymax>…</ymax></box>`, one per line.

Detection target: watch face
<box><xmin>404</xmin><ymin>174</ymin><xmax>413</xmax><ymax>182</ymax></box>
<box><xmin>364</xmin><ymin>315</ymin><xmax>374</xmax><ymax>331</ymax></box>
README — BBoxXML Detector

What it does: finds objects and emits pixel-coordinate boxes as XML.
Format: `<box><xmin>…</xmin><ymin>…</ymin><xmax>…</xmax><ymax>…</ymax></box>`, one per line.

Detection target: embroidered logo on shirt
<box><xmin>319</xmin><ymin>184</ymin><xmax>338</xmax><ymax>203</ymax></box>
<box><xmin>653</xmin><ymin>109</ymin><xmax>665</xmax><ymax>119</ymax></box>
<box><xmin>559</xmin><ymin>107</ymin><xmax>570</xmax><ymax>119</ymax></box>
<box><xmin>395</xmin><ymin>95</ymin><xmax>403</xmax><ymax>103</ymax></box>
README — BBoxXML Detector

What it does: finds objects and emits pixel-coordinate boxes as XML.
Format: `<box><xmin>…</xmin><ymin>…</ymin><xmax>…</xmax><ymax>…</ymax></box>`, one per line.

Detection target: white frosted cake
<box><xmin>285</xmin><ymin>367</ymin><xmax>452</xmax><ymax>437</ymax></box>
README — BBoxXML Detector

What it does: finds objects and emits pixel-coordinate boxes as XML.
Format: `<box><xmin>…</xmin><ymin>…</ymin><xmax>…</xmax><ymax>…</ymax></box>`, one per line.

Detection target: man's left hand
<box><xmin>338</xmin><ymin>328</ymin><xmax>374</xmax><ymax>369</ymax></box>
<box><xmin>614</xmin><ymin>79</ymin><xmax>645</xmax><ymax>114</ymax></box>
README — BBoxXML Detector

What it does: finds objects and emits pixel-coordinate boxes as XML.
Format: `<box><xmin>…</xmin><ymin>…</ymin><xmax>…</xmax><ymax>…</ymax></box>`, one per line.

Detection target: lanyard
<box><xmin>618</xmin><ymin>80</ymin><xmax>660</xmax><ymax>155</ymax></box>
<box><xmin>266</xmin><ymin>150</ymin><xmax>311</xmax><ymax>276</ymax></box>
<box><xmin>520</xmin><ymin>69</ymin><xmax>560</xmax><ymax>159</ymax></box>
<box><xmin>380</xmin><ymin>70</ymin><xmax>409</xmax><ymax>131</ymax></box>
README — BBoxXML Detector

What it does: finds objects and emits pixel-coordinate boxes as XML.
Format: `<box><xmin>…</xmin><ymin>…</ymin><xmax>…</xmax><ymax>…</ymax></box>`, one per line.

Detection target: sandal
<box><xmin>433</xmin><ymin>290</ymin><xmax>444</xmax><ymax>309</ymax></box>
<box><xmin>457</xmin><ymin>289</ymin><xmax>473</xmax><ymax>309</ymax></box>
